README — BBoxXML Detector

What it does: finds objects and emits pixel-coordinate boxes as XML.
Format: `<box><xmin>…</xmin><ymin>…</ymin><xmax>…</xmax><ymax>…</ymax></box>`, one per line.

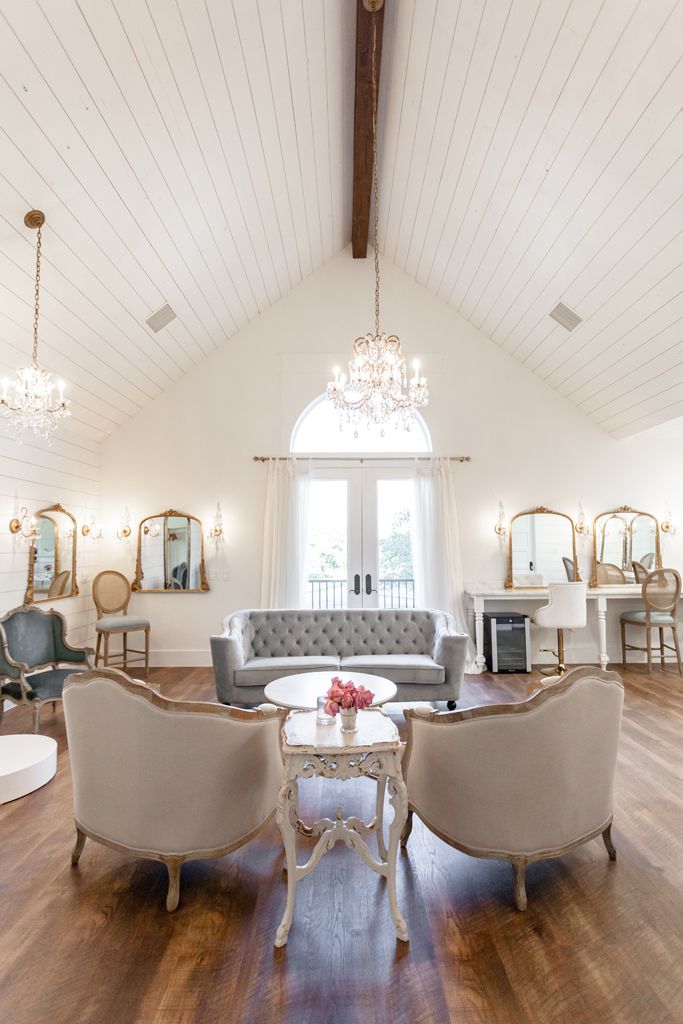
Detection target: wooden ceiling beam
<box><xmin>351</xmin><ymin>0</ymin><xmax>385</xmax><ymax>259</ymax></box>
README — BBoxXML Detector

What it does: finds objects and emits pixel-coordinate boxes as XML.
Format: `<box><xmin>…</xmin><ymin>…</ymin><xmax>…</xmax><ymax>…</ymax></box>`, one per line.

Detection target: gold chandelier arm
<box><xmin>32</xmin><ymin>224</ymin><xmax>42</xmax><ymax>368</ymax></box>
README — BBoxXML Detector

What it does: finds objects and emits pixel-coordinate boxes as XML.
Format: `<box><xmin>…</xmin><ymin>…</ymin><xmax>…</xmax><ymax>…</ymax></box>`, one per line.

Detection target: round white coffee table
<box><xmin>0</xmin><ymin>734</ymin><xmax>57</xmax><ymax>804</ymax></box>
<box><xmin>264</xmin><ymin>670</ymin><xmax>397</xmax><ymax>711</ymax></box>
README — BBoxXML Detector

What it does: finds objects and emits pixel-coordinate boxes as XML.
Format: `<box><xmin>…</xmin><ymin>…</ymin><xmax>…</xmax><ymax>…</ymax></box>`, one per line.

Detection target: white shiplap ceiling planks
<box><xmin>381</xmin><ymin>0</ymin><xmax>683</xmax><ymax>437</ymax></box>
<box><xmin>0</xmin><ymin>0</ymin><xmax>682</xmax><ymax>440</ymax></box>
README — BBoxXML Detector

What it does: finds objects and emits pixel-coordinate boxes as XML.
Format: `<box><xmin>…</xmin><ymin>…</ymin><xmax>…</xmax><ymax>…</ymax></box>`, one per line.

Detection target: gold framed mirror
<box><xmin>24</xmin><ymin>503</ymin><xmax>78</xmax><ymax>604</ymax></box>
<box><xmin>132</xmin><ymin>509</ymin><xmax>209</xmax><ymax>593</ymax></box>
<box><xmin>506</xmin><ymin>506</ymin><xmax>579</xmax><ymax>589</ymax></box>
<box><xmin>591</xmin><ymin>506</ymin><xmax>661</xmax><ymax>587</ymax></box>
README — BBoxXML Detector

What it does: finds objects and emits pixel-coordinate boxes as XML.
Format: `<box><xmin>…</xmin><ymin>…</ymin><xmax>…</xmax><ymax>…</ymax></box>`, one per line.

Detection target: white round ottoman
<box><xmin>0</xmin><ymin>734</ymin><xmax>57</xmax><ymax>804</ymax></box>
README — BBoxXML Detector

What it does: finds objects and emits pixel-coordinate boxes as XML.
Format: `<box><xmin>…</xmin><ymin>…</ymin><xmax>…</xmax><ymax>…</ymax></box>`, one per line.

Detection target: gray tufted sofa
<box><xmin>210</xmin><ymin>608</ymin><xmax>468</xmax><ymax>706</ymax></box>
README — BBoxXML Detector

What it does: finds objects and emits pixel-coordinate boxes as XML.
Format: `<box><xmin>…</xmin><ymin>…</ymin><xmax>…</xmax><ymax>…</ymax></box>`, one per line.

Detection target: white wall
<box><xmin>0</xmin><ymin>426</ymin><xmax>100</xmax><ymax>709</ymax></box>
<box><xmin>98</xmin><ymin>247</ymin><xmax>683</xmax><ymax>667</ymax></box>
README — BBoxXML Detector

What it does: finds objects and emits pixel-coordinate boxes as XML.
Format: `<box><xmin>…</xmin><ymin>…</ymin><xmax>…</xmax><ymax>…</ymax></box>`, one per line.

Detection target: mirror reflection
<box><xmin>28</xmin><ymin>504</ymin><xmax>78</xmax><ymax>603</ymax></box>
<box><xmin>507</xmin><ymin>508</ymin><xmax>577</xmax><ymax>588</ymax></box>
<box><xmin>592</xmin><ymin>507</ymin><xmax>660</xmax><ymax>585</ymax></box>
<box><xmin>133</xmin><ymin>510</ymin><xmax>208</xmax><ymax>593</ymax></box>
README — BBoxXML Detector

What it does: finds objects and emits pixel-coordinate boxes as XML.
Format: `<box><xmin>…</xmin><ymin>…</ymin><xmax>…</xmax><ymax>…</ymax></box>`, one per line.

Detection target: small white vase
<box><xmin>339</xmin><ymin>708</ymin><xmax>358</xmax><ymax>733</ymax></box>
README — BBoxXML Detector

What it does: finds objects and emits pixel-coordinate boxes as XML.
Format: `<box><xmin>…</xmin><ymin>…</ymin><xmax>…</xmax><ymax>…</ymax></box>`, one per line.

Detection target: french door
<box><xmin>304</xmin><ymin>464</ymin><xmax>416</xmax><ymax>610</ymax></box>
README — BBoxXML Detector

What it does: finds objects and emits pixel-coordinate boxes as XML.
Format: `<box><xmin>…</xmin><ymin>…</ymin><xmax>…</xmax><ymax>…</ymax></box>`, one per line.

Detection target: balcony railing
<box><xmin>307</xmin><ymin>577</ymin><xmax>416</xmax><ymax>610</ymax></box>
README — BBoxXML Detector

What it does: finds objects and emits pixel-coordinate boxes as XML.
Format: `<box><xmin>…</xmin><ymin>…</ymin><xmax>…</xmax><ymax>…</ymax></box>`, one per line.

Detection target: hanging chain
<box><xmin>32</xmin><ymin>225</ymin><xmax>42</xmax><ymax>367</ymax></box>
<box><xmin>371</xmin><ymin>15</ymin><xmax>381</xmax><ymax>338</ymax></box>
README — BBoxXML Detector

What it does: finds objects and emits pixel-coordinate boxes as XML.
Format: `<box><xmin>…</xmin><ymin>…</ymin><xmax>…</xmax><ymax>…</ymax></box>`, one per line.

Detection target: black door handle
<box><xmin>365</xmin><ymin>573</ymin><xmax>377</xmax><ymax>596</ymax></box>
<box><xmin>349</xmin><ymin>573</ymin><xmax>361</xmax><ymax>595</ymax></box>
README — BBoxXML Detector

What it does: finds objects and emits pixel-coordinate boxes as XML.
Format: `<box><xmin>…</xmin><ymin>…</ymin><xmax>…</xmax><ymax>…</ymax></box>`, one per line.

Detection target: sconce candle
<box><xmin>494</xmin><ymin>502</ymin><xmax>507</xmax><ymax>541</ymax></box>
<box><xmin>82</xmin><ymin>514</ymin><xmax>103</xmax><ymax>540</ymax></box>
<box><xmin>9</xmin><ymin>506</ymin><xmax>38</xmax><ymax>541</ymax></box>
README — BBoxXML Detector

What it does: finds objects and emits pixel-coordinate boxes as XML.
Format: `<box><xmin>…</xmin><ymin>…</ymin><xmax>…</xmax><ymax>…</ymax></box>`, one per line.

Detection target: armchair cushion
<box><xmin>26</xmin><ymin>668</ymin><xmax>79</xmax><ymax>701</ymax></box>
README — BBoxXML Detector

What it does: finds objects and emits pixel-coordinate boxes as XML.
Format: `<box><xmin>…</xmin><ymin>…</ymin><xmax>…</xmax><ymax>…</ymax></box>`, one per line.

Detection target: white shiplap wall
<box><xmin>0</xmin><ymin>425</ymin><xmax>100</xmax><ymax>651</ymax></box>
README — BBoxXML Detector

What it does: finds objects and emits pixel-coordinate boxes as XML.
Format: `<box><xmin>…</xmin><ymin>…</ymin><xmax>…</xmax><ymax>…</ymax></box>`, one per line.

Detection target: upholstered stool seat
<box><xmin>96</xmin><ymin>615</ymin><xmax>150</xmax><ymax>632</ymax></box>
<box><xmin>620</xmin><ymin>610</ymin><xmax>675</xmax><ymax>625</ymax></box>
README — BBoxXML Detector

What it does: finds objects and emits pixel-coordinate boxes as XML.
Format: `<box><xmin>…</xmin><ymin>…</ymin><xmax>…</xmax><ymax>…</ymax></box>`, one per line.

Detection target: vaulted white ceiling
<box><xmin>1</xmin><ymin>0</ymin><xmax>682</xmax><ymax>441</ymax></box>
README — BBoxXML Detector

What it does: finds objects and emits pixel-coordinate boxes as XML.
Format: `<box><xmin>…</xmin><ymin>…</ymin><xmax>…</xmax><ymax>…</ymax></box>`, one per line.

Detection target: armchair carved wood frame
<box><xmin>0</xmin><ymin>604</ymin><xmax>95</xmax><ymax>733</ymax></box>
<box><xmin>401</xmin><ymin>667</ymin><xmax>623</xmax><ymax>911</ymax></box>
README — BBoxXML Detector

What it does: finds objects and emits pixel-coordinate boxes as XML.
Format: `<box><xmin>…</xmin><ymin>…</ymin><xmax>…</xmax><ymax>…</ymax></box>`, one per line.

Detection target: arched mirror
<box><xmin>25</xmin><ymin>504</ymin><xmax>78</xmax><ymax>604</ymax></box>
<box><xmin>506</xmin><ymin>507</ymin><xmax>578</xmax><ymax>589</ymax></box>
<box><xmin>132</xmin><ymin>510</ymin><xmax>208</xmax><ymax>593</ymax></box>
<box><xmin>591</xmin><ymin>507</ymin><xmax>661</xmax><ymax>586</ymax></box>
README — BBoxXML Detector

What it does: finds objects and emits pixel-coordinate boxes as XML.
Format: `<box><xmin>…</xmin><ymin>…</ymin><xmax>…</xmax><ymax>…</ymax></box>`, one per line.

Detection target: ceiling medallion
<box><xmin>326</xmin><ymin>13</ymin><xmax>428</xmax><ymax>432</ymax></box>
<box><xmin>0</xmin><ymin>210</ymin><xmax>70</xmax><ymax>442</ymax></box>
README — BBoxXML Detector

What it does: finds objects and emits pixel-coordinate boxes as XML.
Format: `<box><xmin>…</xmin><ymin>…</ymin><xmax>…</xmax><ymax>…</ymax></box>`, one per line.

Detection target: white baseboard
<box><xmin>149</xmin><ymin>649</ymin><xmax>212</xmax><ymax>668</ymax></box>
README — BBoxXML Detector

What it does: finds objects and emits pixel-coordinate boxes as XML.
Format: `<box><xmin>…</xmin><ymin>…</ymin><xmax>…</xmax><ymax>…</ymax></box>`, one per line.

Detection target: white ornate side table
<box><xmin>274</xmin><ymin>708</ymin><xmax>409</xmax><ymax>948</ymax></box>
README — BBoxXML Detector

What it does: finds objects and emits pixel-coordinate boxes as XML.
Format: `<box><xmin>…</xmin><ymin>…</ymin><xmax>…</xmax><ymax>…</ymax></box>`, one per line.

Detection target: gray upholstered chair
<box><xmin>401</xmin><ymin>667</ymin><xmax>624</xmax><ymax>910</ymax></box>
<box><xmin>0</xmin><ymin>605</ymin><xmax>94</xmax><ymax>732</ymax></box>
<box><xmin>620</xmin><ymin>568</ymin><xmax>682</xmax><ymax>673</ymax></box>
<box><xmin>93</xmin><ymin>570</ymin><xmax>150</xmax><ymax>677</ymax></box>
<box><xmin>63</xmin><ymin>669</ymin><xmax>287</xmax><ymax>911</ymax></box>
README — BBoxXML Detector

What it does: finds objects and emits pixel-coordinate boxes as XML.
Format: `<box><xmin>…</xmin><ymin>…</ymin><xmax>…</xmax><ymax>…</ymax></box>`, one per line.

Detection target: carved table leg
<box><xmin>385</xmin><ymin>767</ymin><xmax>409</xmax><ymax>942</ymax></box>
<box><xmin>597</xmin><ymin>596</ymin><xmax>609</xmax><ymax>670</ymax></box>
<box><xmin>375</xmin><ymin>774</ymin><xmax>388</xmax><ymax>861</ymax></box>
<box><xmin>275</xmin><ymin>775</ymin><xmax>299</xmax><ymax>948</ymax></box>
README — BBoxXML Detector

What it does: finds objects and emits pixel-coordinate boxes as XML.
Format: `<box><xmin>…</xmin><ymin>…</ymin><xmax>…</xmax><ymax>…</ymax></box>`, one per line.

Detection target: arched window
<box><xmin>290</xmin><ymin>394</ymin><xmax>432</xmax><ymax>454</ymax></box>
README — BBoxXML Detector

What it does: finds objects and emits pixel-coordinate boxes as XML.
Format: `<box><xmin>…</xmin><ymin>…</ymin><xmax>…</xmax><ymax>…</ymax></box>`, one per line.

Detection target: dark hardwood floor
<box><xmin>0</xmin><ymin>665</ymin><xmax>681</xmax><ymax>1024</ymax></box>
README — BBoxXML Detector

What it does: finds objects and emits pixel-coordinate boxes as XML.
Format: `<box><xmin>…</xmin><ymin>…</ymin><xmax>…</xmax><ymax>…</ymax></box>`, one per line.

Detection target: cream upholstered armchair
<box><xmin>401</xmin><ymin>667</ymin><xmax>624</xmax><ymax>911</ymax></box>
<box><xmin>63</xmin><ymin>669</ymin><xmax>286</xmax><ymax>911</ymax></box>
<box><xmin>532</xmin><ymin>581</ymin><xmax>587</xmax><ymax>674</ymax></box>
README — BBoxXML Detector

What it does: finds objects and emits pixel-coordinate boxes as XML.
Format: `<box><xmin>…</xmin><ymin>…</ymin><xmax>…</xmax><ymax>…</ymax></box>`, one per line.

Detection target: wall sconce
<box><xmin>661</xmin><ymin>505</ymin><xmax>677</xmax><ymax>536</ymax></box>
<box><xmin>82</xmin><ymin>513</ymin><xmax>103</xmax><ymax>540</ymax></box>
<box><xmin>116</xmin><ymin>508</ymin><xmax>131</xmax><ymax>539</ymax></box>
<box><xmin>494</xmin><ymin>502</ymin><xmax>507</xmax><ymax>542</ymax></box>
<box><xmin>9</xmin><ymin>506</ymin><xmax>38</xmax><ymax>541</ymax></box>
<box><xmin>207</xmin><ymin>503</ymin><xmax>224</xmax><ymax>542</ymax></box>
<box><xmin>143</xmin><ymin>521</ymin><xmax>161</xmax><ymax>538</ymax></box>
<box><xmin>575</xmin><ymin>502</ymin><xmax>590</xmax><ymax>537</ymax></box>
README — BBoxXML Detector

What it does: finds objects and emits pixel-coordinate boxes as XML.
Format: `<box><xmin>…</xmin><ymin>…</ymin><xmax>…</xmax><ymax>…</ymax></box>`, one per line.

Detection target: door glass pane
<box><xmin>377</xmin><ymin>479</ymin><xmax>415</xmax><ymax>608</ymax></box>
<box><xmin>305</xmin><ymin>480</ymin><xmax>348</xmax><ymax>608</ymax></box>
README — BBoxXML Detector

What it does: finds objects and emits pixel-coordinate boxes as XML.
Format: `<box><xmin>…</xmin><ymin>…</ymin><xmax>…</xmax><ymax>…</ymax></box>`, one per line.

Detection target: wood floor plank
<box><xmin>0</xmin><ymin>664</ymin><xmax>681</xmax><ymax>1024</ymax></box>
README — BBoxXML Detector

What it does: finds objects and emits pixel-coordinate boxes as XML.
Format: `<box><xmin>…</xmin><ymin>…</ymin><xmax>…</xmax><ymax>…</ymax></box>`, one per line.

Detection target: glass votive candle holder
<box><xmin>316</xmin><ymin>695</ymin><xmax>334</xmax><ymax>725</ymax></box>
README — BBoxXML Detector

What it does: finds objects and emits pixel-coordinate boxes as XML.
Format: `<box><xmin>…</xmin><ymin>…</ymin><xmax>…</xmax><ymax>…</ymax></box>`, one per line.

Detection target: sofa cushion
<box><xmin>340</xmin><ymin>655</ymin><xmax>445</xmax><ymax>685</ymax></box>
<box><xmin>235</xmin><ymin>656</ymin><xmax>341</xmax><ymax>688</ymax></box>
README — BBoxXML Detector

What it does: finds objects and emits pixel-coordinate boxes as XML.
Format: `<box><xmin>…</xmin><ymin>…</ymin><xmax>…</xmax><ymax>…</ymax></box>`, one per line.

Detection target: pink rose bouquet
<box><xmin>323</xmin><ymin>676</ymin><xmax>374</xmax><ymax>717</ymax></box>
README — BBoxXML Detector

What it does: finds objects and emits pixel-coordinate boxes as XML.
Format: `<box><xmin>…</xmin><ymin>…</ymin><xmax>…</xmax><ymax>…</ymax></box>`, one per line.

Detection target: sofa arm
<box><xmin>210</xmin><ymin>633</ymin><xmax>246</xmax><ymax>704</ymax></box>
<box><xmin>433</xmin><ymin>631</ymin><xmax>468</xmax><ymax>699</ymax></box>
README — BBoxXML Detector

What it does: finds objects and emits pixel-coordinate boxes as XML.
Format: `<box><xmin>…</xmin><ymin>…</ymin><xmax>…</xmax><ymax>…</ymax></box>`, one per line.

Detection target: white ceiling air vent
<box><xmin>145</xmin><ymin>302</ymin><xmax>176</xmax><ymax>333</ymax></box>
<box><xmin>549</xmin><ymin>302</ymin><xmax>582</xmax><ymax>331</ymax></box>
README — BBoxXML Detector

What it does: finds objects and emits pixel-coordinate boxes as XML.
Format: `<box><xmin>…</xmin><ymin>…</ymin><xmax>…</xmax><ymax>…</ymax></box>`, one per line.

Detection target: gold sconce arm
<box><xmin>9</xmin><ymin>507</ymin><xmax>38</xmax><ymax>540</ymax></box>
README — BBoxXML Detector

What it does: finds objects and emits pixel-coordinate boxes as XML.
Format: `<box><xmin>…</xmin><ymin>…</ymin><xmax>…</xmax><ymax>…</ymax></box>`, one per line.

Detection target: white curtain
<box><xmin>413</xmin><ymin>458</ymin><xmax>479</xmax><ymax>673</ymax></box>
<box><xmin>260</xmin><ymin>459</ymin><xmax>311</xmax><ymax>608</ymax></box>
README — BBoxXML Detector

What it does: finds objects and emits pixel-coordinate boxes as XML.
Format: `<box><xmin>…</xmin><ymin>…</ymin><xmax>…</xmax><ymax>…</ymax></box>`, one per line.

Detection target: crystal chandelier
<box><xmin>0</xmin><ymin>210</ymin><xmax>70</xmax><ymax>442</ymax></box>
<box><xmin>327</xmin><ymin>11</ymin><xmax>428</xmax><ymax>430</ymax></box>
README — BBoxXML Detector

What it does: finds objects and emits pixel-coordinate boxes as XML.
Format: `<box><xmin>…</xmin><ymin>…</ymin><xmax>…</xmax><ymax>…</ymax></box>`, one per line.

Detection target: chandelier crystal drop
<box><xmin>0</xmin><ymin>211</ymin><xmax>70</xmax><ymax>442</ymax></box>
<box><xmin>326</xmin><ymin>13</ymin><xmax>428</xmax><ymax>431</ymax></box>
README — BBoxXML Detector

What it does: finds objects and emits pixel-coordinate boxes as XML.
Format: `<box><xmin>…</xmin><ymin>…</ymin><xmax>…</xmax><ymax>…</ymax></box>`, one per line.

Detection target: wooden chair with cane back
<box><xmin>620</xmin><ymin>568</ymin><xmax>682</xmax><ymax>674</ymax></box>
<box><xmin>92</xmin><ymin>571</ymin><xmax>150</xmax><ymax>678</ymax></box>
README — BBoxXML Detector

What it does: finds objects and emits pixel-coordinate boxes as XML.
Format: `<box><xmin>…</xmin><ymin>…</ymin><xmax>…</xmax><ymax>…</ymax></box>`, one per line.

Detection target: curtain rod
<box><xmin>253</xmin><ymin>455</ymin><xmax>471</xmax><ymax>463</ymax></box>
